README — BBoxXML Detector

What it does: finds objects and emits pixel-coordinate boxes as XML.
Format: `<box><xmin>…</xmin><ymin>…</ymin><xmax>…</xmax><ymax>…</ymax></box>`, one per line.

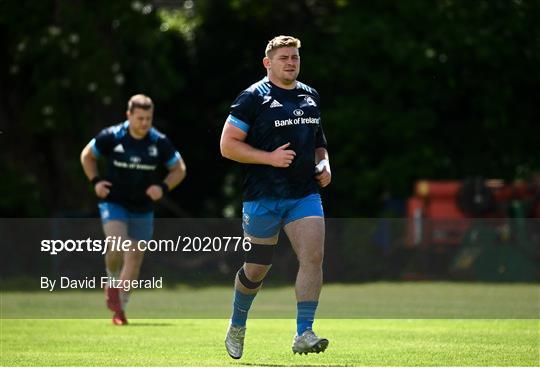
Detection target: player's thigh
<box><xmin>122</xmin><ymin>212</ymin><xmax>152</xmax><ymax>264</ymax></box>
<box><xmin>283</xmin><ymin>194</ymin><xmax>325</xmax><ymax>261</ymax></box>
<box><xmin>99</xmin><ymin>202</ymin><xmax>130</xmax><ymax>238</ymax></box>
<box><xmin>242</xmin><ymin>199</ymin><xmax>281</xmax><ymax>245</ymax></box>
<box><xmin>102</xmin><ymin>220</ymin><xmax>129</xmax><ymax>238</ymax></box>
<box><xmin>128</xmin><ymin>211</ymin><xmax>154</xmax><ymax>242</ymax></box>
<box><xmin>284</xmin><ymin>216</ymin><xmax>325</xmax><ymax>262</ymax></box>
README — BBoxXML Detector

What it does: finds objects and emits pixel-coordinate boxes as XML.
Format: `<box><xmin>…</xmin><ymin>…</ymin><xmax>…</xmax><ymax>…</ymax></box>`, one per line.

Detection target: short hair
<box><xmin>265</xmin><ymin>35</ymin><xmax>301</xmax><ymax>57</ymax></box>
<box><xmin>127</xmin><ymin>94</ymin><xmax>153</xmax><ymax>112</ymax></box>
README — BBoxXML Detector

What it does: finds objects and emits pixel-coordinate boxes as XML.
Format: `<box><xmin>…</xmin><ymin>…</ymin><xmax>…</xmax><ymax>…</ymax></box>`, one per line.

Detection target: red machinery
<box><xmin>405</xmin><ymin>178</ymin><xmax>537</xmax><ymax>250</ymax></box>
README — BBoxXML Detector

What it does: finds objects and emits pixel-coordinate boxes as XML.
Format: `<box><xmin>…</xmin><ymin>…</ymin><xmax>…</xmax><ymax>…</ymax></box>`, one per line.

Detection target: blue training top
<box><xmin>90</xmin><ymin>121</ymin><xmax>180</xmax><ymax>212</ymax></box>
<box><xmin>227</xmin><ymin>77</ymin><xmax>327</xmax><ymax>201</ymax></box>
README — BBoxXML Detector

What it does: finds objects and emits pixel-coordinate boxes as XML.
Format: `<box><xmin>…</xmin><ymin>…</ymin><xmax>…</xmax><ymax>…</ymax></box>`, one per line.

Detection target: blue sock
<box><xmin>297</xmin><ymin>301</ymin><xmax>318</xmax><ymax>335</ymax></box>
<box><xmin>231</xmin><ymin>289</ymin><xmax>256</xmax><ymax>327</ymax></box>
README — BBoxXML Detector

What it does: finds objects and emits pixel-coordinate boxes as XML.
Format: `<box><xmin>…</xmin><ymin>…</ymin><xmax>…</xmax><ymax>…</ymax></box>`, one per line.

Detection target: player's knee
<box><xmin>299</xmin><ymin>249</ymin><xmax>324</xmax><ymax>267</ymax></box>
<box><xmin>243</xmin><ymin>263</ymin><xmax>271</xmax><ymax>281</ymax></box>
<box><xmin>236</xmin><ymin>244</ymin><xmax>275</xmax><ymax>289</ymax></box>
<box><xmin>237</xmin><ymin>267</ymin><xmax>265</xmax><ymax>289</ymax></box>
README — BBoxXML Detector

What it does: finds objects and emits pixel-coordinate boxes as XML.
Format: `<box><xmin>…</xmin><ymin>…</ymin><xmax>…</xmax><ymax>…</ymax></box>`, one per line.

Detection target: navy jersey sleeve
<box><xmin>227</xmin><ymin>90</ymin><xmax>259</xmax><ymax>133</ymax></box>
<box><xmin>158</xmin><ymin>136</ymin><xmax>181</xmax><ymax>169</ymax></box>
<box><xmin>315</xmin><ymin>124</ymin><xmax>327</xmax><ymax>149</ymax></box>
<box><xmin>312</xmin><ymin>91</ymin><xmax>327</xmax><ymax>149</ymax></box>
<box><xmin>90</xmin><ymin>129</ymin><xmax>116</xmax><ymax>158</ymax></box>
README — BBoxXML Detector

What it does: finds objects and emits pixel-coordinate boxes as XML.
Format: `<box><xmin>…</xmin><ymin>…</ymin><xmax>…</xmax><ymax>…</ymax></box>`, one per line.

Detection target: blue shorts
<box><xmin>242</xmin><ymin>193</ymin><xmax>324</xmax><ymax>238</ymax></box>
<box><xmin>98</xmin><ymin>202</ymin><xmax>154</xmax><ymax>241</ymax></box>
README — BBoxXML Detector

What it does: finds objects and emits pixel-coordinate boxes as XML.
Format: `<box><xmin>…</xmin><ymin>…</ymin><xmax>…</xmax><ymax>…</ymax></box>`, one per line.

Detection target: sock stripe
<box><xmin>297</xmin><ymin>300</ymin><xmax>318</xmax><ymax>335</ymax></box>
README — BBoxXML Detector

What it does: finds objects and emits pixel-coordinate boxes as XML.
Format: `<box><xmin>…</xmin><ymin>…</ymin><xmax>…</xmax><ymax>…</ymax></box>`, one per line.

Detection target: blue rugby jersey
<box><xmin>90</xmin><ymin>121</ymin><xmax>180</xmax><ymax>212</ymax></box>
<box><xmin>227</xmin><ymin>77</ymin><xmax>327</xmax><ymax>200</ymax></box>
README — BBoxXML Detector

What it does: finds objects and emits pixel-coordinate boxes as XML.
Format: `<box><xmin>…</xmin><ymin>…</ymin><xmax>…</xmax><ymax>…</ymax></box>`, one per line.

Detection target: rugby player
<box><xmin>220</xmin><ymin>36</ymin><xmax>331</xmax><ymax>358</ymax></box>
<box><xmin>80</xmin><ymin>94</ymin><xmax>186</xmax><ymax>325</ymax></box>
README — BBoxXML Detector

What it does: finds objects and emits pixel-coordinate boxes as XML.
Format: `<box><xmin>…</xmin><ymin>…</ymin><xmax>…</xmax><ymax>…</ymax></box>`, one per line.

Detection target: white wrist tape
<box><xmin>315</xmin><ymin>159</ymin><xmax>330</xmax><ymax>174</ymax></box>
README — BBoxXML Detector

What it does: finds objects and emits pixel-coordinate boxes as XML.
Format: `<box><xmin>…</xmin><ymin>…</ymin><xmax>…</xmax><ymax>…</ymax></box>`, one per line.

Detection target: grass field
<box><xmin>1</xmin><ymin>283</ymin><xmax>539</xmax><ymax>366</ymax></box>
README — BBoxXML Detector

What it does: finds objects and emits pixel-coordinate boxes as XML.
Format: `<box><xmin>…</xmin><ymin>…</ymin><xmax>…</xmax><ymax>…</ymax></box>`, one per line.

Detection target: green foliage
<box><xmin>1</xmin><ymin>0</ymin><xmax>539</xmax><ymax>217</ymax></box>
<box><xmin>1</xmin><ymin>0</ymin><xmax>187</xmax><ymax>215</ymax></box>
<box><xmin>308</xmin><ymin>0</ymin><xmax>540</xmax><ymax>214</ymax></box>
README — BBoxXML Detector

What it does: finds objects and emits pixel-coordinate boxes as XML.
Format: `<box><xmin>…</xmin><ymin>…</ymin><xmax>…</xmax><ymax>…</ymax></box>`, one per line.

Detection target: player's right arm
<box><xmin>80</xmin><ymin>139</ymin><xmax>112</xmax><ymax>199</ymax></box>
<box><xmin>221</xmin><ymin>89</ymin><xmax>295</xmax><ymax>167</ymax></box>
<box><xmin>220</xmin><ymin>121</ymin><xmax>295</xmax><ymax>168</ymax></box>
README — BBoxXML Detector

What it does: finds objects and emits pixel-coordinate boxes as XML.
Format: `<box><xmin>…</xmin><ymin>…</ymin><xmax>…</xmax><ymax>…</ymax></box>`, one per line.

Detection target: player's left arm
<box><xmin>146</xmin><ymin>136</ymin><xmax>187</xmax><ymax>201</ymax></box>
<box><xmin>146</xmin><ymin>158</ymin><xmax>186</xmax><ymax>201</ymax></box>
<box><xmin>314</xmin><ymin>119</ymin><xmax>331</xmax><ymax>188</ymax></box>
